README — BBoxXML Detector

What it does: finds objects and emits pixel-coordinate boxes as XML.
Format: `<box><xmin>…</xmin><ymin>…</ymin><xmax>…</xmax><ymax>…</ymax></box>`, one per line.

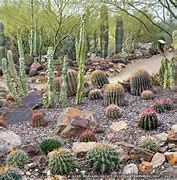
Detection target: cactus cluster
<box><xmin>105</xmin><ymin>104</ymin><xmax>121</xmax><ymax>118</ymax></box>
<box><xmin>0</xmin><ymin>166</ymin><xmax>22</xmax><ymax>180</ymax></box>
<box><xmin>88</xmin><ymin>89</ymin><xmax>102</xmax><ymax>100</ymax></box>
<box><xmin>48</xmin><ymin>148</ymin><xmax>75</xmax><ymax>175</ymax></box>
<box><xmin>130</xmin><ymin>70</ymin><xmax>152</xmax><ymax>96</ymax></box>
<box><xmin>141</xmin><ymin>90</ymin><xmax>154</xmax><ymax>100</ymax></box>
<box><xmin>40</xmin><ymin>138</ymin><xmax>62</xmax><ymax>154</ymax></box>
<box><xmin>86</xmin><ymin>143</ymin><xmax>119</xmax><ymax>174</ymax></box>
<box><xmin>90</xmin><ymin>70</ymin><xmax>109</xmax><ymax>88</ymax></box>
<box><xmin>138</xmin><ymin>108</ymin><xmax>159</xmax><ymax>130</ymax></box>
<box><xmin>6</xmin><ymin>149</ymin><xmax>28</xmax><ymax>168</ymax></box>
<box><xmin>139</xmin><ymin>136</ymin><xmax>159</xmax><ymax>152</ymax></box>
<box><xmin>153</xmin><ymin>99</ymin><xmax>173</xmax><ymax>113</ymax></box>
<box><xmin>31</xmin><ymin>112</ymin><xmax>48</xmax><ymax>127</ymax></box>
<box><xmin>79</xmin><ymin>129</ymin><xmax>96</xmax><ymax>142</ymax></box>
<box><xmin>103</xmin><ymin>83</ymin><xmax>125</xmax><ymax>106</ymax></box>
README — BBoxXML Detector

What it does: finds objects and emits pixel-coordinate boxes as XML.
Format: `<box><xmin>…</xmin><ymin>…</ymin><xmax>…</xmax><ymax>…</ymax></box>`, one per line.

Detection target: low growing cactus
<box><xmin>88</xmin><ymin>89</ymin><xmax>102</xmax><ymax>100</ymax></box>
<box><xmin>6</xmin><ymin>149</ymin><xmax>28</xmax><ymax>168</ymax></box>
<box><xmin>105</xmin><ymin>104</ymin><xmax>121</xmax><ymax>118</ymax></box>
<box><xmin>79</xmin><ymin>129</ymin><xmax>96</xmax><ymax>142</ymax></box>
<box><xmin>40</xmin><ymin>139</ymin><xmax>62</xmax><ymax>154</ymax></box>
<box><xmin>138</xmin><ymin>108</ymin><xmax>159</xmax><ymax>130</ymax></box>
<box><xmin>31</xmin><ymin>112</ymin><xmax>48</xmax><ymax>127</ymax></box>
<box><xmin>86</xmin><ymin>143</ymin><xmax>119</xmax><ymax>174</ymax></box>
<box><xmin>103</xmin><ymin>83</ymin><xmax>125</xmax><ymax>106</ymax></box>
<box><xmin>153</xmin><ymin>99</ymin><xmax>173</xmax><ymax>113</ymax></box>
<box><xmin>139</xmin><ymin>136</ymin><xmax>159</xmax><ymax>152</ymax></box>
<box><xmin>130</xmin><ymin>70</ymin><xmax>152</xmax><ymax>96</ymax></box>
<box><xmin>141</xmin><ymin>90</ymin><xmax>154</xmax><ymax>100</ymax></box>
<box><xmin>0</xmin><ymin>166</ymin><xmax>22</xmax><ymax>180</ymax></box>
<box><xmin>48</xmin><ymin>148</ymin><xmax>75</xmax><ymax>175</ymax></box>
<box><xmin>90</xmin><ymin>70</ymin><xmax>109</xmax><ymax>88</ymax></box>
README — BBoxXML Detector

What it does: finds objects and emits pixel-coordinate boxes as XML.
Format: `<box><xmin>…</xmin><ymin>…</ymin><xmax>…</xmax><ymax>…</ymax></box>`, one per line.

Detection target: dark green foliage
<box><xmin>49</xmin><ymin>148</ymin><xmax>75</xmax><ymax>175</ymax></box>
<box><xmin>40</xmin><ymin>139</ymin><xmax>62</xmax><ymax>154</ymax></box>
<box><xmin>106</xmin><ymin>104</ymin><xmax>121</xmax><ymax>118</ymax></box>
<box><xmin>67</xmin><ymin>69</ymin><xmax>78</xmax><ymax>96</ymax></box>
<box><xmin>103</xmin><ymin>83</ymin><xmax>125</xmax><ymax>106</ymax></box>
<box><xmin>153</xmin><ymin>99</ymin><xmax>173</xmax><ymax>113</ymax></box>
<box><xmin>115</xmin><ymin>17</ymin><xmax>123</xmax><ymax>54</ymax></box>
<box><xmin>90</xmin><ymin>70</ymin><xmax>109</xmax><ymax>88</ymax></box>
<box><xmin>88</xmin><ymin>89</ymin><xmax>102</xmax><ymax>100</ymax></box>
<box><xmin>130</xmin><ymin>70</ymin><xmax>152</xmax><ymax>96</ymax></box>
<box><xmin>138</xmin><ymin>109</ymin><xmax>159</xmax><ymax>130</ymax></box>
<box><xmin>79</xmin><ymin>129</ymin><xmax>96</xmax><ymax>142</ymax></box>
<box><xmin>86</xmin><ymin>143</ymin><xmax>119</xmax><ymax>174</ymax></box>
<box><xmin>0</xmin><ymin>167</ymin><xmax>22</xmax><ymax>180</ymax></box>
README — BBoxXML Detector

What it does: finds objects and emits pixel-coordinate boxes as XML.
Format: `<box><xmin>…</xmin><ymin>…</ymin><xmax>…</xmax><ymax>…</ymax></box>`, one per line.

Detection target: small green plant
<box><xmin>40</xmin><ymin>139</ymin><xmax>62</xmax><ymax>154</ymax></box>
<box><xmin>86</xmin><ymin>143</ymin><xmax>119</xmax><ymax>174</ymax></box>
<box><xmin>79</xmin><ymin>129</ymin><xmax>96</xmax><ymax>142</ymax></box>
<box><xmin>139</xmin><ymin>136</ymin><xmax>159</xmax><ymax>152</ymax></box>
<box><xmin>141</xmin><ymin>90</ymin><xmax>154</xmax><ymax>100</ymax></box>
<box><xmin>6</xmin><ymin>149</ymin><xmax>28</xmax><ymax>168</ymax></box>
<box><xmin>105</xmin><ymin>104</ymin><xmax>121</xmax><ymax>118</ymax></box>
<box><xmin>48</xmin><ymin>148</ymin><xmax>75</xmax><ymax>175</ymax></box>
<box><xmin>153</xmin><ymin>99</ymin><xmax>173</xmax><ymax>113</ymax></box>
<box><xmin>0</xmin><ymin>166</ymin><xmax>22</xmax><ymax>180</ymax></box>
<box><xmin>88</xmin><ymin>89</ymin><xmax>102</xmax><ymax>100</ymax></box>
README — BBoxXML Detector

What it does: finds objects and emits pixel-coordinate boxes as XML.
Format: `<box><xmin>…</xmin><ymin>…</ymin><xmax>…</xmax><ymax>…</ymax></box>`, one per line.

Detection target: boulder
<box><xmin>155</xmin><ymin>132</ymin><xmax>168</xmax><ymax>146</ymax></box>
<box><xmin>151</xmin><ymin>153</ymin><xmax>165</xmax><ymax>168</ymax></box>
<box><xmin>122</xmin><ymin>163</ymin><xmax>138</xmax><ymax>175</ymax></box>
<box><xmin>171</xmin><ymin>124</ymin><xmax>177</xmax><ymax>133</ymax></box>
<box><xmin>164</xmin><ymin>152</ymin><xmax>177</xmax><ymax>165</ymax></box>
<box><xmin>29</xmin><ymin>68</ymin><xmax>38</xmax><ymax>77</ymax></box>
<box><xmin>31</xmin><ymin>62</ymin><xmax>43</xmax><ymax>71</ymax></box>
<box><xmin>167</xmin><ymin>131</ymin><xmax>177</xmax><ymax>144</ymax></box>
<box><xmin>139</xmin><ymin>161</ymin><xmax>153</xmax><ymax>174</ymax></box>
<box><xmin>110</xmin><ymin>121</ymin><xmax>127</xmax><ymax>132</ymax></box>
<box><xmin>117</xmin><ymin>146</ymin><xmax>130</xmax><ymax>162</ymax></box>
<box><xmin>24</xmin><ymin>54</ymin><xmax>34</xmax><ymax>67</ymax></box>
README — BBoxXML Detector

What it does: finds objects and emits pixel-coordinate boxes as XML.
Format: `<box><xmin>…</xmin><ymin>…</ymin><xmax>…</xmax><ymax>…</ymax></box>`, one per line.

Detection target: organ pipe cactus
<box><xmin>59</xmin><ymin>55</ymin><xmax>68</xmax><ymax>107</ymax></box>
<box><xmin>17</xmin><ymin>27</ymin><xmax>28</xmax><ymax>96</ymax></box>
<box><xmin>75</xmin><ymin>14</ymin><xmax>86</xmax><ymax>105</ymax></box>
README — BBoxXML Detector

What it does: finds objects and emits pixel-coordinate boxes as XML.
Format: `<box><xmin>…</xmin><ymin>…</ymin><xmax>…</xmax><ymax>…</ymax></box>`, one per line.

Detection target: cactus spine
<box><xmin>60</xmin><ymin>55</ymin><xmax>68</xmax><ymax>107</ymax></box>
<box><xmin>0</xmin><ymin>21</ymin><xmax>5</xmax><ymax>65</ymax></box>
<box><xmin>75</xmin><ymin>14</ymin><xmax>86</xmax><ymax>105</ymax></box>
<box><xmin>115</xmin><ymin>16</ymin><xmax>123</xmax><ymax>54</ymax></box>
<box><xmin>17</xmin><ymin>27</ymin><xmax>28</xmax><ymax>96</ymax></box>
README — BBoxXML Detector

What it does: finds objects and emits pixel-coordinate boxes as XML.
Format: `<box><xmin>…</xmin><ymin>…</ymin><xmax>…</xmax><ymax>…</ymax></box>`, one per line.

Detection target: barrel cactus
<box><xmin>79</xmin><ymin>129</ymin><xmax>96</xmax><ymax>142</ymax></box>
<box><xmin>86</xmin><ymin>143</ymin><xmax>119</xmax><ymax>174</ymax></box>
<box><xmin>88</xmin><ymin>88</ymin><xmax>102</xmax><ymax>100</ymax></box>
<box><xmin>54</xmin><ymin>77</ymin><xmax>62</xmax><ymax>92</ymax></box>
<box><xmin>130</xmin><ymin>70</ymin><xmax>152</xmax><ymax>96</ymax></box>
<box><xmin>106</xmin><ymin>104</ymin><xmax>121</xmax><ymax>118</ymax></box>
<box><xmin>48</xmin><ymin>148</ymin><xmax>75</xmax><ymax>175</ymax></box>
<box><xmin>103</xmin><ymin>83</ymin><xmax>125</xmax><ymax>106</ymax></box>
<box><xmin>90</xmin><ymin>70</ymin><xmax>109</xmax><ymax>88</ymax></box>
<box><xmin>67</xmin><ymin>69</ymin><xmax>78</xmax><ymax>96</ymax></box>
<box><xmin>153</xmin><ymin>99</ymin><xmax>173</xmax><ymax>113</ymax></box>
<box><xmin>31</xmin><ymin>112</ymin><xmax>48</xmax><ymax>127</ymax></box>
<box><xmin>138</xmin><ymin>108</ymin><xmax>159</xmax><ymax>130</ymax></box>
<box><xmin>141</xmin><ymin>90</ymin><xmax>154</xmax><ymax>100</ymax></box>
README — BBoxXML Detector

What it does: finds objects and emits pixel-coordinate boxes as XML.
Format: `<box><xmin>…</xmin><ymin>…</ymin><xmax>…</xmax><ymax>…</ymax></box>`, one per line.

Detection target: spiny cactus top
<box><xmin>106</xmin><ymin>104</ymin><xmax>121</xmax><ymax>119</ymax></box>
<box><xmin>79</xmin><ymin>129</ymin><xmax>96</xmax><ymax>142</ymax></box>
<box><xmin>141</xmin><ymin>90</ymin><xmax>154</xmax><ymax>100</ymax></box>
<box><xmin>130</xmin><ymin>70</ymin><xmax>152</xmax><ymax>96</ymax></box>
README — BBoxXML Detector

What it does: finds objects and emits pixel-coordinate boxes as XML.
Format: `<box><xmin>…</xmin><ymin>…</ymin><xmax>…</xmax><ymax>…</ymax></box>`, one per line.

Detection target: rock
<box><xmin>24</xmin><ymin>54</ymin><xmax>34</xmax><ymax>67</ymax></box>
<box><xmin>110</xmin><ymin>121</ymin><xmax>127</xmax><ymax>132</ymax></box>
<box><xmin>29</xmin><ymin>68</ymin><xmax>38</xmax><ymax>77</ymax></box>
<box><xmin>172</xmin><ymin>124</ymin><xmax>177</xmax><ymax>133</ymax></box>
<box><xmin>0</xmin><ymin>129</ymin><xmax>22</xmax><ymax>155</ymax></box>
<box><xmin>31</xmin><ymin>62</ymin><xmax>43</xmax><ymax>71</ymax></box>
<box><xmin>129</xmin><ymin>147</ymin><xmax>155</xmax><ymax>162</ymax></box>
<box><xmin>115</xmin><ymin>142</ymin><xmax>135</xmax><ymax>153</ymax></box>
<box><xmin>122</xmin><ymin>163</ymin><xmax>138</xmax><ymax>175</ymax></box>
<box><xmin>164</xmin><ymin>152</ymin><xmax>177</xmax><ymax>165</ymax></box>
<box><xmin>72</xmin><ymin>142</ymin><xmax>97</xmax><ymax>156</ymax></box>
<box><xmin>155</xmin><ymin>133</ymin><xmax>168</xmax><ymax>146</ymax></box>
<box><xmin>151</xmin><ymin>153</ymin><xmax>165</xmax><ymax>168</ymax></box>
<box><xmin>117</xmin><ymin>146</ymin><xmax>130</xmax><ymax>162</ymax></box>
<box><xmin>32</xmin><ymin>155</ymin><xmax>48</xmax><ymax>166</ymax></box>
<box><xmin>25</xmin><ymin>163</ymin><xmax>37</xmax><ymax>170</ymax></box>
<box><xmin>139</xmin><ymin>161</ymin><xmax>153</xmax><ymax>174</ymax></box>
<box><xmin>167</xmin><ymin>131</ymin><xmax>177</xmax><ymax>144</ymax></box>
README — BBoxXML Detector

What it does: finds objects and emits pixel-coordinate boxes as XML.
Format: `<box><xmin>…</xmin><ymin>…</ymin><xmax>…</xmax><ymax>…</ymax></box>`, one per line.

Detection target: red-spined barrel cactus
<box><xmin>31</xmin><ymin>112</ymin><xmax>48</xmax><ymax>127</ymax></box>
<box><xmin>153</xmin><ymin>99</ymin><xmax>173</xmax><ymax>113</ymax></box>
<box><xmin>79</xmin><ymin>129</ymin><xmax>96</xmax><ymax>142</ymax></box>
<box><xmin>105</xmin><ymin>104</ymin><xmax>121</xmax><ymax>118</ymax></box>
<box><xmin>141</xmin><ymin>90</ymin><xmax>154</xmax><ymax>100</ymax></box>
<box><xmin>138</xmin><ymin>108</ymin><xmax>159</xmax><ymax>130</ymax></box>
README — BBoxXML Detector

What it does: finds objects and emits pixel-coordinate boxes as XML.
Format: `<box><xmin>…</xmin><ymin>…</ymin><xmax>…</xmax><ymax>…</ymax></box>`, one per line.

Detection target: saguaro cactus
<box><xmin>115</xmin><ymin>16</ymin><xmax>123</xmax><ymax>54</ymax></box>
<box><xmin>0</xmin><ymin>21</ymin><xmax>5</xmax><ymax>64</ymax></box>
<box><xmin>100</xmin><ymin>4</ymin><xmax>109</xmax><ymax>58</ymax></box>
<box><xmin>75</xmin><ymin>15</ymin><xmax>86</xmax><ymax>105</ymax></box>
<box><xmin>60</xmin><ymin>55</ymin><xmax>69</xmax><ymax>107</ymax></box>
<box><xmin>17</xmin><ymin>27</ymin><xmax>28</xmax><ymax>96</ymax></box>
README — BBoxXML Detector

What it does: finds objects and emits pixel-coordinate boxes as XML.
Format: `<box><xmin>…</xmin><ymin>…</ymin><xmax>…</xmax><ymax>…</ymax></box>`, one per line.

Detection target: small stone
<box><xmin>172</xmin><ymin>124</ymin><xmax>177</xmax><ymax>133</ymax></box>
<box><xmin>25</xmin><ymin>163</ymin><xmax>37</xmax><ymax>170</ymax></box>
<box><xmin>151</xmin><ymin>153</ymin><xmax>165</xmax><ymax>168</ymax></box>
<box><xmin>110</xmin><ymin>121</ymin><xmax>127</xmax><ymax>132</ymax></box>
<box><xmin>117</xmin><ymin>146</ymin><xmax>130</xmax><ymax>162</ymax></box>
<box><xmin>26</xmin><ymin>171</ymin><xmax>31</xmax><ymax>176</ymax></box>
<box><xmin>155</xmin><ymin>133</ymin><xmax>168</xmax><ymax>146</ymax></box>
<box><xmin>29</xmin><ymin>68</ymin><xmax>38</xmax><ymax>77</ymax></box>
<box><xmin>167</xmin><ymin>131</ymin><xmax>177</xmax><ymax>144</ymax></box>
<box><xmin>164</xmin><ymin>152</ymin><xmax>177</xmax><ymax>165</ymax></box>
<box><xmin>122</xmin><ymin>163</ymin><xmax>138</xmax><ymax>175</ymax></box>
<box><xmin>139</xmin><ymin>161</ymin><xmax>153</xmax><ymax>174</ymax></box>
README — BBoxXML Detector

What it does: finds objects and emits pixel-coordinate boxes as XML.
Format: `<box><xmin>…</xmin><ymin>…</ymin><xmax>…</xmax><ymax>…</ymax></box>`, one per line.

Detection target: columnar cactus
<box><xmin>138</xmin><ymin>109</ymin><xmax>159</xmax><ymax>130</ymax></box>
<box><xmin>141</xmin><ymin>90</ymin><xmax>154</xmax><ymax>100</ymax></box>
<box><xmin>88</xmin><ymin>88</ymin><xmax>102</xmax><ymax>100</ymax></box>
<box><xmin>60</xmin><ymin>55</ymin><xmax>69</xmax><ymax>107</ymax></box>
<box><xmin>90</xmin><ymin>70</ymin><xmax>109</xmax><ymax>88</ymax></box>
<box><xmin>79</xmin><ymin>129</ymin><xmax>96</xmax><ymax>142</ymax></box>
<box><xmin>103</xmin><ymin>83</ymin><xmax>125</xmax><ymax>106</ymax></box>
<box><xmin>67</xmin><ymin>69</ymin><xmax>78</xmax><ymax>96</ymax></box>
<box><xmin>86</xmin><ymin>143</ymin><xmax>119</xmax><ymax>174</ymax></box>
<box><xmin>153</xmin><ymin>99</ymin><xmax>173</xmax><ymax>113</ymax></box>
<box><xmin>31</xmin><ymin>112</ymin><xmax>48</xmax><ymax>127</ymax></box>
<box><xmin>130</xmin><ymin>70</ymin><xmax>152</xmax><ymax>96</ymax></box>
<box><xmin>105</xmin><ymin>104</ymin><xmax>121</xmax><ymax>118</ymax></box>
<box><xmin>17</xmin><ymin>27</ymin><xmax>28</xmax><ymax>96</ymax></box>
<box><xmin>75</xmin><ymin>14</ymin><xmax>86</xmax><ymax>105</ymax></box>
<box><xmin>0</xmin><ymin>21</ymin><xmax>5</xmax><ymax>64</ymax></box>
<box><xmin>48</xmin><ymin>148</ymin><xmax>75</xmax><ymax>175</ymax></box>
